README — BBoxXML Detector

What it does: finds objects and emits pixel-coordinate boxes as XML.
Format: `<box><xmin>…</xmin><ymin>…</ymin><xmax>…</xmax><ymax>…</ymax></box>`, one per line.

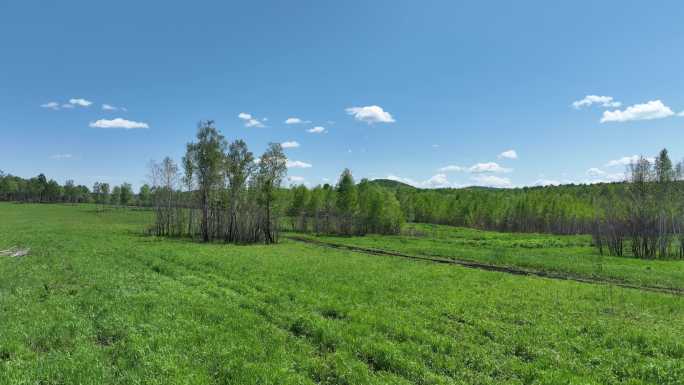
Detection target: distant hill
<box><xmin>369</xmin><ymin>179</ymin><xmax>506</xmax><ymax>192</ymax></box>
<box><xmin>369</xmin><ymin>179</ymin><xmax>418</xmax><ymax>190</ymax></box>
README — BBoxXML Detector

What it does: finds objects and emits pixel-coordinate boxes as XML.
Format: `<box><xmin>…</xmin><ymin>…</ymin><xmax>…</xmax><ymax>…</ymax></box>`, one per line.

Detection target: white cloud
<box><xmin>346</xmin><ymin>105</ymin><xmax>395</xmax><ymax>124</ymax></box>
<box><xmin>307</xmin><ymin>126</ymin><xmax>326</xmax><ymax>134</ymax></box>
<box><xmin>281</xmin><ymin>141</ymin><xmax>300</xmax><ymax>149</ymax></box>
<box><xmin>285</xmin><ymin>117</ymin><xmax>311</xmax><ymax>124</ymax></box>
<box><xmin>386</xmin><ymin>175</ymin><xmax>419</xmax><ymax>186</ymax></box>
<box><xmin>600</xmin><ymin>100</ymin><xmax>674</xmax><ymax>123</ymax></box>
<box><xmin>387</xmin><ymin>172</ymin><xmax>514</xmax><ymax>188</ymax></box>
<box><xmin>586</xmin><ymin>168</ymin><xmax>624</xmax><ymax>183</ymax></box>
<box><xmin>42</xmin><ymin>98</ymin><xmax>93</xmax><ymax>110</ymax></box>
<box><xmin>50</xmin><ymin>153</ymin><xmax>73</xmax><ymax>160</ymax></box>
<box><xmin>41</xmin><ymin>102</ymin><xmax>60</xmax><ymax>110</ymax></box>
<box><xmin>102</xmin><ymin>103</ymin><xmax>125</xmax><ymax>111</ymax></box>
<box><xmin>69</xmin><ymin>98</ymin><xmax>92</xmax><ymax>107</ymax></box>
<box><xmin>586</xmin><ymin>167</ymin><xmax>605</xmax><ymax>177</ymax></box>
<box><xmin>89</xmin><ymin>118</ymin><xmax>149</xmax><ymax>130</ymax></box>
<box><xmin>572</xmin><ymin>95</ymin><xmax>621</xmax><ymax>109</ymax></box>
<box><xmin>432</xmin><ymin>144</ymin><xmax>440</xmax><ymax>148</ymax></box>
<box><xmin>605</xmin><ymin>155</ymin><xmax>655</xmax><ymax>167</ymax></box>
<box><xmin>286</xmin><ymin>160</ymin><xmax>312</xmax><ymax>169</ymax></box>
<box><xmin>601</xmin><ymin>173</ymin><xmax>625</xmax><ymax>183</ymax></box>
<box><xmin>238</xmin><ymin>112</ymin><xmax>265</xmax><ymax>128</ymax></box>
<box><xmin>470</xmin><ymin>175</ymin><xmax>512</xmax><ymax>188</ymax></box>
<box><xmin>425</xmin><ymin>174</ymin><xmax>451</xmax><ymax>188</ymax></box>
<box><xmin>678</xmin><ymin>111</ymin><xmax>684</xmax><ymax>117</ymax></box>
<box><xmin>468</xmin><ymin>162</ymin><xmax>511</xmax><ymax>173</ymax></box>
<box><xmin>439</xmin><ymin>165</ymin><xmax>464</xmax><ymax>172</ymax></box>
<box><xmin>386</xmin><ymin>174</ymin><xmax>456</xmax><ymax>189</ymax></box>
<box><xmin>498</xmin><ymin>149</ymin><xmax>518</xmax><ymax>160</ymax></box>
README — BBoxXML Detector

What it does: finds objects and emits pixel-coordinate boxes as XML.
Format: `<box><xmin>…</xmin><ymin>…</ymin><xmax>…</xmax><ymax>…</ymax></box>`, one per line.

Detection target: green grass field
<box><xmin>300</xmin><ymin>223</ymin><xmax>684</xmax><ymax>292</ymax></box>
<box><xmin>1</xmin><ymin>203</ymin><xmax>682</xmax><ymax>384</ymax></box>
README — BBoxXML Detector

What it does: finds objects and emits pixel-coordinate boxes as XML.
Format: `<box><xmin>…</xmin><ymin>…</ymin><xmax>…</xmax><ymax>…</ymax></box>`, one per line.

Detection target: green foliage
<box><xmin>336</xmin><ymin>169</ymin><xmax>357</xmax><ymax>235</ymax></box>
<box><xmin>155</xmin><ymin>126</ymin><xmax>288</xmax><ymax>244</ymax></box>
<box><xmin>119</xmin><ymin>183</ymin><xmax>133</xmax><ymax>206</ymax></box>
<box><xmin>138</xmin><ymin>184</ymin><xmax>152</xmax><ymax>206</ymax></box>
<box><xmin>0</xmin><ymin>203</ymin><xmax>682</xmax><ymax>384</ymax></box>
<box><xmin>0</xmin><ymin>173</ymin><xmax>85</xmax><ymax>203</ymax></box>
<box><xmin>286</xmin><ymin>171</ymin><xmax>405</xmax><ymax>236</ymax></box>
<box><xmin>256</xmin><ymin>143</ymin><xmax>288</xmax><ymax>243</ymax></box>
<box><xmin>305</xmin><ymin>222</ymin><xmax>684</xmax><ymax>290</ymax></box>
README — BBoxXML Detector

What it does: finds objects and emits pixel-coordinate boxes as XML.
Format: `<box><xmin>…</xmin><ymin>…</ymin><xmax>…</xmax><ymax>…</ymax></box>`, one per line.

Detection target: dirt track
<box><xmin>286</xmin><ymin>235</ymin><xmax>684</xmax><ymax>296</ymax></box>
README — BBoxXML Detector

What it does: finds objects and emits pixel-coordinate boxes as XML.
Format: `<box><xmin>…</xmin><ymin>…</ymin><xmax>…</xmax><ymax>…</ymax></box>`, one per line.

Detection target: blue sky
<box><xmin>2</xmin><ymin>1</ymin><xmax>684</xmax><ymax>190</ymax></box>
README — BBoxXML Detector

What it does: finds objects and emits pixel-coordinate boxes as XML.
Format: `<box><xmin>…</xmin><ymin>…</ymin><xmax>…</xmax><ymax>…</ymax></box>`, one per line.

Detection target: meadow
<box><xmin>299</xmin><ymin>223</ymin><xmax>684</xmax><ymax>292</ymax></box>
<box><xmin>0</xmin><ymin>203</ymin><xmax>682</xmax><ymax>385</ymax></box>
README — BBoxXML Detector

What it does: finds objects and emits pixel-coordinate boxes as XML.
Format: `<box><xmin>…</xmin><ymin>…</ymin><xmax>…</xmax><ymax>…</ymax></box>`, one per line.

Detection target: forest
<box><xmin>2</xmin><ymin>143</ymin><xmax>683</xmax><ymax>258</ymax></box>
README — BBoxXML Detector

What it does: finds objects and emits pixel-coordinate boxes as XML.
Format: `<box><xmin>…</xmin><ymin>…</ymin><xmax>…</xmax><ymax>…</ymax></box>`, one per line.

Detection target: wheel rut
<box><xmin>285</xmin><ymin>235</ymin><xmax>684</xmax><ymax>296</ymax></box>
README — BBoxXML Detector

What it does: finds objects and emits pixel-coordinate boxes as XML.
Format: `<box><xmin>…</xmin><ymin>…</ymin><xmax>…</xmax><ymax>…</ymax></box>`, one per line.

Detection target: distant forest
<box><xmin>2</xmin><ymin>145</ymin><xmax>683</xmax><ymax>259</ymax></box>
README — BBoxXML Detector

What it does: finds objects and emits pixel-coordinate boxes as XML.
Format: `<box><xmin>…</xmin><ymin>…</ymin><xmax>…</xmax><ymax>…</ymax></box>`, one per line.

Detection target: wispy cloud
<box><xmin>586</xmin><ymin>167</ymin><xmax>605</xmax><ymax>177</ymax></box>
<box><xmin>601</xmin><ymin>100</ymin><xmax>674</xmax><ymax>123</ymax></box>
<box><xmin>498</xmin><ymin>149</ymin><xmax>518</xmax><ymax>160</ymax></box>
<box><xmin>286</xmin><ymin>160</ymin><xmax>312</xmax><ymax>168</ymax></box>
<box><xmin>605</xmin><ymin>155</ymin><xmax>655</xmax><ymax>167</ymax></box>
<box><xmin>470</xmin><ymin>175</ymin><xmax>512</xmax><ymax>188</ymax></box>
<box><xmin>438</xmin><ymin>165</ymin><xmax>464</xmax><ymax>172</ymax></box>
<box><xmin>89</xmin><ymin>118</ymin><xmax>149</xmax><ymax>130</ymax></box>
<box><xmin>439</xmin><ymin>161</ymin><xmax>512</xmax><ymax>174</ymax></box>
<box><xmin>281</xmin><ymin>141</ymin><xmax>300</xmax><ymax>149</ymax></box>
<box><xmin>586</xmin><ymin>167</ymin><xmax>624</xmax><ymax>183</ymax></box>
<box><xmin>238</xmin><ymin>112</ymin><xmax>265</xmax><ymax>128</ymax></box>
<box><xmin>41</xmin><ymin>98</ymin><xmax>93</xmax><ymax>110</ymax></box>
<box><xmin>386</xmin><ymin>174</ymin><xmax>457</xmax><ymax>189</ymax></box>
<box><xmin>50</xmin><ymin>153</ymin><xmax>73</xmax><ymax>160</ymax></box>
<box><xmin>40</xmin><ymin>102</ymin><xmax>60</xmax><ymax>110</ymax></box>
<box><xmin>572</xmin><ymin>95</ymin><xmax>621</xmax><ymax>109</ymax></box>
<box><xmin>468</xmin><ymin>162</ymin><xmax>511</xmax><ymax>173</ymax></box>
<box><xmin>69</xmin><ymin>98</ymin><xmax>92</xmax><ymax>107</ymax></box>
<box><xmin>284</xmin><ymin>117</ymin><xmax>311</xmax><ymax>125</ymax></box>
<box><xmin>102</xmin><ymin>103</ymin><xmax>126</xmax><ymax>111</ymax></box>
<box><xmin>346</xmin><ymin>105</ymin><xmax>395</xmax><ymax>124</ymax></box>
<box><xmin>307</xmin><ymin>126</ymin><xmax>326</xmax><ymax>134</ymax></box>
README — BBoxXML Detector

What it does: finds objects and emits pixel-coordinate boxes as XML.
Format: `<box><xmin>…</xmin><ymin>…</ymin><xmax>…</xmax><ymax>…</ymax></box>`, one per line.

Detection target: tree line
<box><xmin>592</xmin><ymin>149</ymin><xmax>684</xmax><ymax>259</ymax></box>
<box><xmin>0</xmin><ymin>171</ymin><xmax>153</xmax><ymax>206</ymax></box>
<box><xmin>286</xmin><ymin>169</ymin><xmax>405</xmax><ymax>236</ymax></box>
<box><xmin>384</xmin><ymin>183</ymin><xmax>599</xmax><ymax>235</ymax></box>
<box><xmin>4</xmin><ymin>140</ymin><xmax>684</xmax><ymax>258</ymax></box>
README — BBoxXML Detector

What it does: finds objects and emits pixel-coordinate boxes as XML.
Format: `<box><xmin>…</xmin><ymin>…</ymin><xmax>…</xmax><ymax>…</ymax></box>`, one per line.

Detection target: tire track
<box><xmin>285</xmin><ymin>235</ymin><xmax>684</xmax><ymax>296</ymax></box>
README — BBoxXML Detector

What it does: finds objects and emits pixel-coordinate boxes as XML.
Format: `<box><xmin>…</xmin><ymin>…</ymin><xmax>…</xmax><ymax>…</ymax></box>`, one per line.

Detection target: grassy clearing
<box><xmin>0</xmin><ymin>203</ymin><xmax>683</xmax><ymax>384</ymax></box>
<box><xmin>298</xmin><ymin>222</ymin><xmax>684</xmax><ymax>291</ymax></box>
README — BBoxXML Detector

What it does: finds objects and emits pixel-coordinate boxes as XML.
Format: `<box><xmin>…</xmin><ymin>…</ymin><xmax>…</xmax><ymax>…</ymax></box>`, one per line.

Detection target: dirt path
<box><xmin>285</xmin><ymin>235</ymin><xmax>684</xmax><ymax>296</ymax></box>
